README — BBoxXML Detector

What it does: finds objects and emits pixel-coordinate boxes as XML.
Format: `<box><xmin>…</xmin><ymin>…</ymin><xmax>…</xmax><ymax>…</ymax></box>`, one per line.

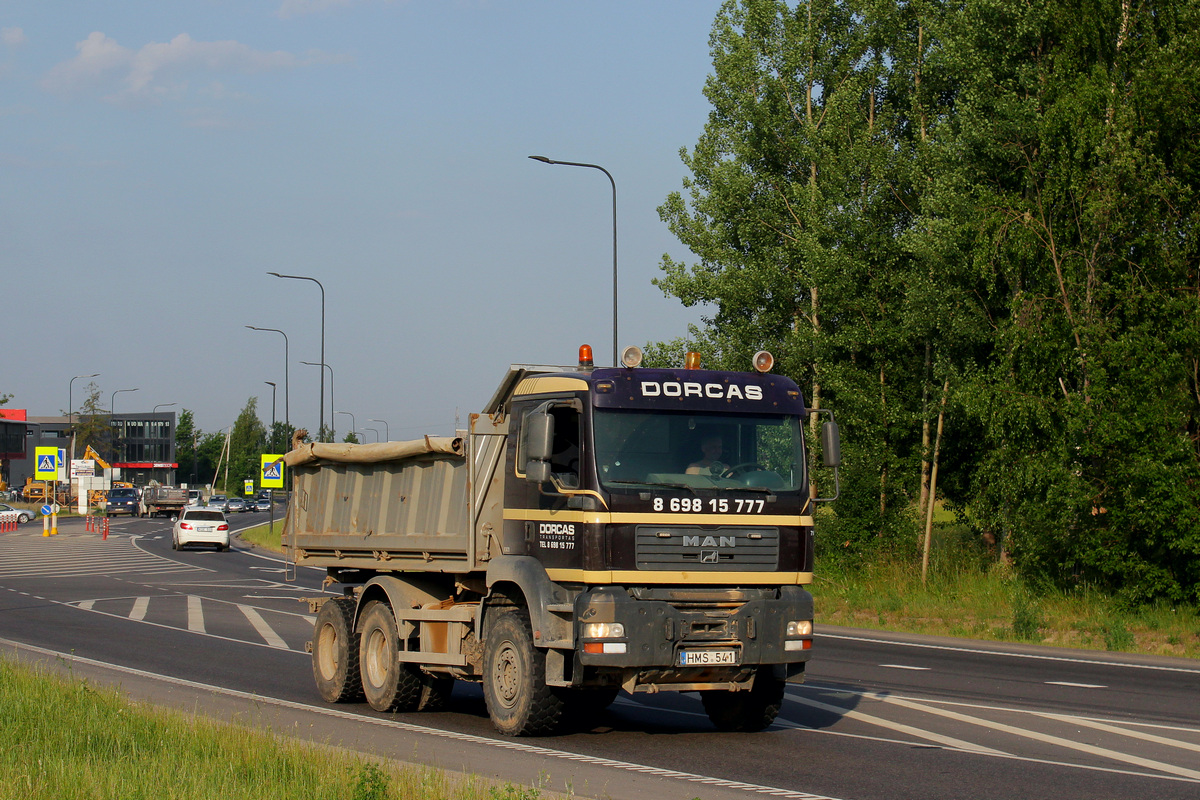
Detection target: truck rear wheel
<box><xmin>700</xmin><ymin>668</ymin><xmax>786</xmax><ymax>732</ymax></box>
<box><xmin>358</xmin><ymin>600</ymin><xmax>422</xmax><ymax>712</ymax></box>
<box><xmin>482</xmin><ymin>608</ymin><xmax>566</xmax><ymax>736</ymax></box>
<box><xmin>312</xmin><ymin>597</ymin><xmax>362</xmax><ymax>703</ymax></box>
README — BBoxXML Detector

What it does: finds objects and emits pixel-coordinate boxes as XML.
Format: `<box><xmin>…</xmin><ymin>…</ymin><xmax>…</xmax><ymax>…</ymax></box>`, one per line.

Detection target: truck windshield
<box><xmin>592</xmin><ymin>409</ymin><xmax>806</xmax><ymax>492</ymax></box>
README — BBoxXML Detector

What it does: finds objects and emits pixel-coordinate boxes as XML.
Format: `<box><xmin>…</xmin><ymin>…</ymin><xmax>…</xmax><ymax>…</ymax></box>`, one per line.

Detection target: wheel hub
<box><xmin>493</xmin><ymin>642</ymin><xmax>520</xmax><ymax>708</ymax></box>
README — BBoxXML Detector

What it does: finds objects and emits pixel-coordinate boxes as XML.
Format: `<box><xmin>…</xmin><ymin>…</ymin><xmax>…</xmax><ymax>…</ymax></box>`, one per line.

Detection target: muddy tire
<box><xmin>700</xmin><ymin>668</ymin><xmax>785</xmax><ymax>732</ymax></box>
<box><xmin>312</xmin><ymin>597</ymin><xmax>363</xmax><ymax>703</ymax></box>
<box><xmin>358</xmin><ymin>601</ymin><xmax>422</xmax><ymax>712</ymax></box>
<box><xmin>482</xmin><ymin>608</ymin><xmax>566</xmax><ymax>736</ymax></box>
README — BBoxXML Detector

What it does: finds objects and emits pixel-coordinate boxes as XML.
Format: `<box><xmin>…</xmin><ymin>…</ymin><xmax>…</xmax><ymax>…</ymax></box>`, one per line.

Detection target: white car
<box><xmin>172</xmin><ymin>508</ymin><xmax>230</xmax><ymax>551</ymax></box>
<box><xmin>0</xmin><ymin>503</ymin><xmax>33</xmax><ymax>524</ymax></box>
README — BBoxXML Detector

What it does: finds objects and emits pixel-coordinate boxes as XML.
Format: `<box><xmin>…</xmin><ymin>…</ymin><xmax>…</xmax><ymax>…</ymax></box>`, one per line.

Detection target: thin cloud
<box><xmin>2</xmin><ymin>27</ymin><xmax>27</xmax><ymax>47</ymax></box>
<box><xmin>41</xmin><ymin>31</ymin><xmax>344</xmax><ymax>105</ymax></box>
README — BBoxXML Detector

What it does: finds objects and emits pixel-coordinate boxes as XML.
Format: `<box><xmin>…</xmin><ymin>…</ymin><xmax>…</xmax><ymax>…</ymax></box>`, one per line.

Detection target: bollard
<box><xmin>102</xmin><ymin>518</ymin><xmax>109</xmax><ymax>540</ymax></box>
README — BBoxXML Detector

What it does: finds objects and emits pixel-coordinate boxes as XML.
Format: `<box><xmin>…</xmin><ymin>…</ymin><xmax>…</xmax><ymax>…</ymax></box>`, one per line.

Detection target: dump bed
<box><xmin>284</xmin><ymin>436</ymin><xmax>482</xmax><ymax>573</ymax></box>
<box><xmin>143</xmin><ymin>485</ymin><xmax>187</xmax><ymax>504</ymax></box>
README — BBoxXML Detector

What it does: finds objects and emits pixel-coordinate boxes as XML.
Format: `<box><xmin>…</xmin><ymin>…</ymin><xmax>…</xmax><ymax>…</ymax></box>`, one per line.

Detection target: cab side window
<box><xmin>548</xmin><ymin>406</ymin><xmax>581</xmax><ymax>489</ymax></box>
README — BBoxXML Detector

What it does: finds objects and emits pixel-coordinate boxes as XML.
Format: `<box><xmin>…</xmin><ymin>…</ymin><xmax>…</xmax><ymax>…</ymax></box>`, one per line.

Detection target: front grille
<box><xmin>635</xmin><ymin>526</ymin><xmax>779</xmax><ymax>571</ymax></box>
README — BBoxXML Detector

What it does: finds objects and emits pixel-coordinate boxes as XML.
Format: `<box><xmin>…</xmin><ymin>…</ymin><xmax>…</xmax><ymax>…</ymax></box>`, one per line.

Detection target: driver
<box><xmin>686</xmin><ymin>434</ymin><xmax>725</xmax><ymax>475</ymax></box>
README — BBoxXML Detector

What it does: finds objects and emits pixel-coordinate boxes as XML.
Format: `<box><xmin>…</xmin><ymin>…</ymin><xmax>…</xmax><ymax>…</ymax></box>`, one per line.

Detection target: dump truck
<box><xmin>286</xmin><ymin>345</ymin><xmax>840</xmax><ymax>735</ymax></box>
<box><xmin>140</xmin><ymin>484</ymin><xmax>188</xmax><ymax>518</ymax></box>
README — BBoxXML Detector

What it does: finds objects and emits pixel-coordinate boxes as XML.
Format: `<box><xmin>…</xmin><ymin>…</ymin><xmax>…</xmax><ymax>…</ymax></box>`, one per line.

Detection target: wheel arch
<box><xmin>482</xmin><ymin>556</ymin><xmax>572</xmax><ymax>646</ymax></box>
<box><xmin>355</xmin><ymin>573</ymin><xmax>453</xmax><ymax>631</ymax></box>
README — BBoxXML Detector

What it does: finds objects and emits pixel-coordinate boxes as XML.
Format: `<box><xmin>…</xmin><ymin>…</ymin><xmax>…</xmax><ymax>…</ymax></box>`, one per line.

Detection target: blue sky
<box><xmin>2</xmin><ymin>1</ymin><xmax>723</xmax><ymax>440</ymax></box>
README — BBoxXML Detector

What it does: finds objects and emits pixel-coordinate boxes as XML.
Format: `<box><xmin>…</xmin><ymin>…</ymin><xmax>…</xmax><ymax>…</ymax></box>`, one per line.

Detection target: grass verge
<box><xmin>0</xmin><ymin>656</ymin><xmax>547</xmax><ymax>800</ymax></box>
<box><xmin>815</xmin><ymin>558</ymin><xmax>1200</xmax><ymax>658</ymax></box>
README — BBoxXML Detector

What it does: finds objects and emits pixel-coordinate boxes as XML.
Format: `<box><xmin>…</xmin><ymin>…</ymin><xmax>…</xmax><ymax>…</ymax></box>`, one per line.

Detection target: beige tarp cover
<box><xmin>282</xmin><ymin>436</ymin><xmax>464</xmax><ymax>468</ymax></box>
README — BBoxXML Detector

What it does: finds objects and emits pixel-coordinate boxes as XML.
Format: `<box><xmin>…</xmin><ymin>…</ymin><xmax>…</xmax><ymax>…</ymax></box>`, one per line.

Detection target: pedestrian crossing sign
<box><xmin>260</xmin><ymin>454</ymin><xmax>285</xmax><ymax>488</ymax></box>
<box><xmin>35</xmin><ymin>447</ymin><xmax>58</xmax><ymax>480</ymax></box>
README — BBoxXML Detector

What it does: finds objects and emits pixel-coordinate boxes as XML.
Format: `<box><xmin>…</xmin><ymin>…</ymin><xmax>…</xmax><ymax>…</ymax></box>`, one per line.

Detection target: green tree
<box><xmin>71</xmin><ymin>383</ymin><xmax>113</xmax><ymax>461</ymax></box>
<box><xmin>174</xmin><ymin>409</ymin><xmax>199</xmax><ymax>485</ymax></box>
<box><xmin>921</xmin><ymin>0</ymin><xmax>1200</xmax><ymax>601</ymax></box>
<box><xmin>268</xmin><ymin>421</ymin><xmax>295</xmax><ymax>454</ymax></box>
<box><xmin>662</xmin><ymin>0</ymin><xmax>1200</xmax><ymax>602</ymax></box>
<box><xmin>228</xmin><ymin>398</ymin><xmax>267</xmax><ymax>492</ymax></box>
<box><xmin>657</xmin><ymin>0</ymin><xmax>950</xmax><ymax>556</ymax></box>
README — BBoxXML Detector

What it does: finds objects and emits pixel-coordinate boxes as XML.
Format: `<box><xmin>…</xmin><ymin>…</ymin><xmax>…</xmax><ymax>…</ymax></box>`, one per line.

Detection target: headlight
<box><xmin>786</xmin><ymin>620</ymin><xmax>813</xmax><ymax>637</ymax></box>
<box><xmin>581</xmin><ymin>622</ymin><xmax>625</xmax><ymax>639</ymax></box>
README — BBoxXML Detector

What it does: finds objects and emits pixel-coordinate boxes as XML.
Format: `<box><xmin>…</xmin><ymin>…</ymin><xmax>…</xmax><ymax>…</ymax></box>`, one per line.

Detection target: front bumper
<box><xmin>574</xmin><ymin>584</ymin><xmax>814</xmax><ymax>671</ymax></box>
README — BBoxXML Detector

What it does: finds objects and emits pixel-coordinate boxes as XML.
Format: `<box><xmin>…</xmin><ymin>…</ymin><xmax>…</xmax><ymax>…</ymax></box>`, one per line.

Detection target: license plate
<box><xmin>197</xmin><ymin>526</ymin><xmax>213</xmax><ymax>532</ymax></box>
<box><xmin>679</xmin><ymin>649</ymin><xmax>739</xmax><ymax>666</ymax></box>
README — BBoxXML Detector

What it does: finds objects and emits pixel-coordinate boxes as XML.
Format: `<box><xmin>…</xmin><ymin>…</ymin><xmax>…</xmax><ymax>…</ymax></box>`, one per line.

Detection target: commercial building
<box><xmin>0</xmin><ymin>409</ymin><xmax>177</xmax><ymax>490</ymax></box>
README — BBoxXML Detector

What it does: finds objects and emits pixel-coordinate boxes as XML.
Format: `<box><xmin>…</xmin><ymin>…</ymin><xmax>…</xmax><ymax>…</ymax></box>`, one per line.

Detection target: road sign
<box><xmin>41</xmin><ymin>505</ymin><xmax>52</xmax><ymax>516</ymax></box>
<box><xmin>244</xmin><ymin>479</ymin><xmax>254</xmax><ymax>496</ymax></box>
<box><xmin>71</xmin><ymin>459</ymin><xmax>96</xmax><ymax>478</ymax></box>
<box><xmin>261</xmin><ymin>454</ymin><xmax>284</xmax><ymax>488</ymax></box>
<box><xmin>35</xmin><ymin>447</ymin><xmax>57</xmax><ymax>480</ymax></box>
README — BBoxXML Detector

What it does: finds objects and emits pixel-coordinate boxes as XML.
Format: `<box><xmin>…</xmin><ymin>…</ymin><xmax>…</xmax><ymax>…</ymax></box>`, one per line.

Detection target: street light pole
<box><xmin>245</xmin><ymin>326</ymin><xmax>290</xmax><ymax>433</ymax></box>
<box><xmin>368</xmin><ymin>418</ymin><xmax>389</xmax><ymax>442</ymax></box>
<box><xmin>153</xmin><ymin>403</ymin><xmax>176</xmax><ymax>414</ymax></box>
<box><xmin>267</xmin><ymin>273</ymin><xmax>324</xmax><ymax>438</ymax></box>
<box><xmin>110</xmin><ymin>388</ymin><xmax>139</xmax><ymax>469</ymax></box>
<box><xmin>265</xmin><ymin>382</ymin><xmax>277</xmax><ymax>447</ymax></box>
<box><xmin>529</xmin><ymin>155</ymin><xmax>618</xmax><ymax>365</ymax></box>
<box><xmin>335</xmin><ymin>411</ymin><xmax>355</xmax><ymax>442</ymax></box>
<box><xmin>365</xmin><ymin>427</ymin><xmax>381</xmax><ymax>443</ymax></box>
<box><xmin>69</xmin><ymin>372</ymin><xmax>100</xmax><ymax>469</ymax></box>
<box><xmin>301</xmin><ymin>361</ymin><xmax>334</xmax><ymax>441</ymax></box>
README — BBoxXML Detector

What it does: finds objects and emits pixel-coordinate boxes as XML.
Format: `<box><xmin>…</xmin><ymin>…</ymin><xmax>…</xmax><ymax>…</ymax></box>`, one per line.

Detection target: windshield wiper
<box><xmin>605</xmin><ymin>480</ymin><xmax>697</xmax><ymax>494</ymax></box>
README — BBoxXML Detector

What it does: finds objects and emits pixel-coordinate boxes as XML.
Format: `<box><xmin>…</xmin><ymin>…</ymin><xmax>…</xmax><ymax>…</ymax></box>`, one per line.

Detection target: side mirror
<box><xmin>820</xmin><ymin>420</ymin><xmax>841</xmax><ymax>467</ymax></box>
<box><xmin>523</xmin><ymin>408</ymin><xmax>554</xmax><ymax>484</ymax></box>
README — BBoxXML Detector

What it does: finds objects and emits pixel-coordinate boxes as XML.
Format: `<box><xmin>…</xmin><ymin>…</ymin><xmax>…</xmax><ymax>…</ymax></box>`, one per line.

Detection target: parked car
<box><xmin>254</xmin><ymin>497</ymin><xmax>272</xmax><ymax>512</ymax></box>
<box><xmin>207</xmin><ymin>494</ymin><xmax>228</xmax><ymax>512</ymax></box>
<box><xmin>0</xmin><ymin>503</ymin><xmax>33</xmax><ymax>524</ymax></box>
<box><xmin>172</xmin><ymin>508</ymin><xmax>230</xmax><ymax>551</ymax></box>
<box><xmin>227</xmin><ymin>497</ymin><xmax>246</xmax><ymax>513</ymax></box>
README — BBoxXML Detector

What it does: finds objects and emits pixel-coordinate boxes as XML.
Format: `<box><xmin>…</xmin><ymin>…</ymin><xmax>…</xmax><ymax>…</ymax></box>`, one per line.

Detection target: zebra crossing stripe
<box><xmin>239</xmin><ymin>604</ymin><xmax>288</xmax><ymax>649</ymax></box>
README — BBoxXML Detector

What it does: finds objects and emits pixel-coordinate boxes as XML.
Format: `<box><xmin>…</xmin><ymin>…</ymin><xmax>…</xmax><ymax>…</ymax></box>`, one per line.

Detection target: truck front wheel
<box><xmin>483</xmin><ymin>608</ymin><xmax>565</xmax><ymax>736</ymax></box>
<box><xmin>358</xmin><ymin>600</ymin><xmax>422</xmax><ymax>712</ymax></box>
<box><xmin>700</xmin><ymin>667</ymin><xmax>786</xmax><ymax>732</ymax></box>
<box><xmin>312</xmin><ymin>597</ymin><xmax>362</xmax><ymax>703</ymax></box>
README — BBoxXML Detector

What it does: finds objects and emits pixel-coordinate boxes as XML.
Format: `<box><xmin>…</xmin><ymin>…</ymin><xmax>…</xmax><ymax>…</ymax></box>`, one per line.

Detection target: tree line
<box><xmin>651</xmin><ymin>0</ymin><xmax>1200</xmax><ymax>603</ymax></box>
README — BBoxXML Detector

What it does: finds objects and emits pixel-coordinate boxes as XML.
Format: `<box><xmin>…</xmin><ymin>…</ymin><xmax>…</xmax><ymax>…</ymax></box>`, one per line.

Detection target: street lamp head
<box><xmin>528</xmin><ymin>155</ymin><xmax>554</xmax><ymax>164</ymax></box>
<box><xmin>265</xmin><ymin>381</ymin><xmax>276</xmax><ymax>387</ymax></box>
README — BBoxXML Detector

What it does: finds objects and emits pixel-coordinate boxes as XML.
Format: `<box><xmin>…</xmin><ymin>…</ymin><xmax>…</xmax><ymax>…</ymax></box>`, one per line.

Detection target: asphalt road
<box><xmin>2</xmin><ymin>514</ymin><xmax>1198</xmax><ymax>800</ymax></box>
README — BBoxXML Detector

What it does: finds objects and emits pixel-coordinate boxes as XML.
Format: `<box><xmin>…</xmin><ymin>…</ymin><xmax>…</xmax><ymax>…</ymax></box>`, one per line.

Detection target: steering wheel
<box><xmin>725</xmin><ymin>462</ymin><xmax>767</xmax><ymax>478</ymax></box>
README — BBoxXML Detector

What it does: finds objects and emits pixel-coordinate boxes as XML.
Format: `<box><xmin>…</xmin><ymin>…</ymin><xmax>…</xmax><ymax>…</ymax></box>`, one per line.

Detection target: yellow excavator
<box><xmin>82</xmin><ymin>446</ymin><xmax>132</xmax><ymax>507</ymax></box>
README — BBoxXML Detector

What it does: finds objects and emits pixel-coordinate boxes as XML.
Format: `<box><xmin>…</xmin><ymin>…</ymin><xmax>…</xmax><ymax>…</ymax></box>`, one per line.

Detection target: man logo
<box><xmin>683</xmin><ymin>535</ymin><xmax>736</xmax><ymax>548</ymax></box>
